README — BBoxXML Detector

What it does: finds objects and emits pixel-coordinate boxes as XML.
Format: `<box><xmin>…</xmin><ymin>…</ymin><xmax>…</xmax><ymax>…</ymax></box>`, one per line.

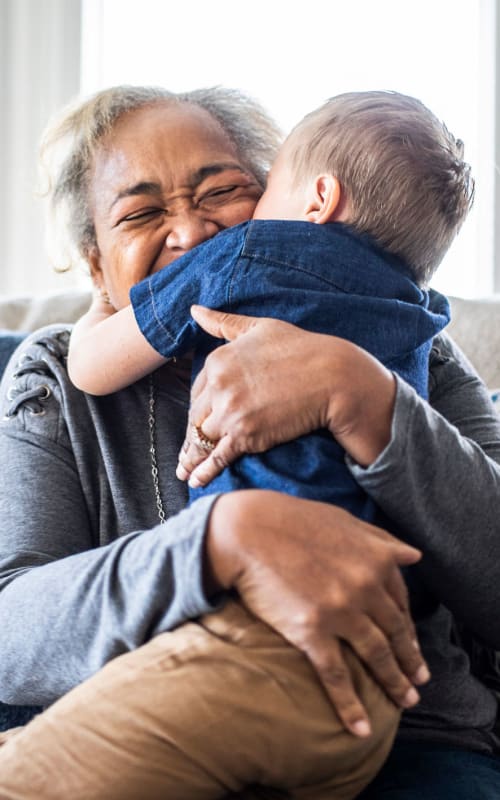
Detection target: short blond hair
<box><xmin>288</xmin><ymin>91</ymin><xmax>474</xmax><ymax>285</ymax></box>
<box><xmin>38</xmin><ymin>85</ymin><xmax>283</xmax><ymax>272</ymax></box>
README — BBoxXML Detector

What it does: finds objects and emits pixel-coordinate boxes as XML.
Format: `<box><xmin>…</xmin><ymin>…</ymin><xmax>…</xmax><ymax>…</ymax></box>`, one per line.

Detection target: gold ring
<box><xmin>191</xmin><ymin>424</ymin><xmax>217</xmax><ymax>452</ymax></box>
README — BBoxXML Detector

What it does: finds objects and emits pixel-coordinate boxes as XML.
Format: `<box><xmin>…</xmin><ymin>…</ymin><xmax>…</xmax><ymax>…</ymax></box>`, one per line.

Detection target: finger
<box><xmin>177</xmin><ymin>441</ymin><xmax>212</xmax><ymax>480</ymax></box>
<box><xmin>189</xmin><ymin>367</ymin><xmax>208</xmax><ymax>404</ymax></box>
<box><xmin>391</xmin><ymin>544</ymin><xmax>422</xmax><ymax>566</ymax></box>
<box><xmin>176</xmin><ymin>429</ymin><xmax>214</xmax><ymax>481</ymax></box>
<box><xmin>384</xmin><ymin>563</ymin><xmax>411</xmax><ymax>614</ymax></box>
<box><xmin>299</xmin><ymin>635</ymin><xmax>373</xmax><ymax>737</ymax></box>
<box><xmin>362</xmin><ymin>523</ymin><xmax>422</xmax><ymax>566</ymax></box>
<box><xmin>368</xmin><ymin>587</ymin><xmax>430</xmax><ymax>688</ymax></box>
<box><xmin>376</xmin><ymin>537</ymin><xmax>422</xmax><ymax>567</ymax></box>
<box><xmin>176</xmin><ymin>414</ymin><xmax>208</xmax><ymax>480</ymax></box>
<box><xmin>189</xmin><ymin>436</ymin><xmax>241</xmax><ymax>488</ymax></box>
<box><xmin>384</xmin><ymin>570</ymin><xmax>420</xmax><ymax>656</ymax></box>
<box><xmin>188</xmin><ymin>396</ymin><xmax>220</xmax><ymax>444</ymax></box>
<box><xmin>192</xmin><ymin>410</ymin><xmax>224</xmax><ymax>444</ymax></box>
<box><xmin>383</xmin><ymin>569</ymin><xmax>425</xmax><ymax>674</ymax></box>
<box><xmin>346</xmin><ymin>615</ymin><xmax>421</xmax><ymax>710</ymax></box>
<box><xmin>176</xmin><ymin>458</ymin><xmax>190</xmax><ymax>482</ymax></box>
<box><xmin>386</xmin><ymin>618</ymin><xmax>430</xmax><ymax>687</ymax></box>
<box><xmin>191</xmin><ymin>305</ymin><xmax>260</xmax><ymax>342</ymax></box>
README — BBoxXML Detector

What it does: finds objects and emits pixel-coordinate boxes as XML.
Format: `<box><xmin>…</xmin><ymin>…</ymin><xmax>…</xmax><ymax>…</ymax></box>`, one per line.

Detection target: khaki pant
<box><xmin>0</xmin><ymin>601</ymin><xmax>399</xmax><ymax>799</ymax></box>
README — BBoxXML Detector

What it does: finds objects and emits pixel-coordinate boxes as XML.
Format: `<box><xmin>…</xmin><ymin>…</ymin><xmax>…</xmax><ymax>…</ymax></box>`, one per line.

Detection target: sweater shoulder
<box><xmin>0</xmin><ymin>325</ymin><xmax>74</xmax><ymax>444</ymax></box>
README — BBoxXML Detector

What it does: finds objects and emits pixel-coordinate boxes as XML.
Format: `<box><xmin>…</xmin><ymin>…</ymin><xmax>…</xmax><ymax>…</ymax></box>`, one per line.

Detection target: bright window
<box><xmin>81</xmin><ymin>0</ymin><xmax>495</xmax><ymax>298</ymax></box>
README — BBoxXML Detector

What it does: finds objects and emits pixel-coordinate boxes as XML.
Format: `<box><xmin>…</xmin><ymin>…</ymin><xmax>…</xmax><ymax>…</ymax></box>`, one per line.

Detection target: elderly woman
<box><xmin>0</xmin><ymin>85</ymin><xmax>499</xmax><ymax>798</ymax></box>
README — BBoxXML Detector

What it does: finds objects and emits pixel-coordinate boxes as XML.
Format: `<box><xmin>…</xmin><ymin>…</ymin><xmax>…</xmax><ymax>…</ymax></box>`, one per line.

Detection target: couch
<box><xmin>0</xmin><ymin>288</ymin><xmax>92</xmax><ymax>377</ymax></box>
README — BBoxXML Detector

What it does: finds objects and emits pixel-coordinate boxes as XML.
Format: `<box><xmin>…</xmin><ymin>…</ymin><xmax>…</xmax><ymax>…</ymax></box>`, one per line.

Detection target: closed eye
<box><xmin>204</xmin><ymin>186</ymin><xmax>239</xmax><ymax>199</ymax></box>
<box><xmin>117</xmin><ymin>208</ymin><xmax>164</xmax><ymax>225</ymax></box>
<box><xmin>198</xmin><ymin>185</ymin><xmax>253</xmax><ymax>208</ymax></box>
<box><xmin>209</xmin><ymin>186</ymin><xmax>237</xmax><ymax>196</ymax></box>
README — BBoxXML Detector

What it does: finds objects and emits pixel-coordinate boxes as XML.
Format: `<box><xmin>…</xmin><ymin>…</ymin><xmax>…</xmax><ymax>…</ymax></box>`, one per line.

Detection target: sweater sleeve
<box><xmin>0</xmin><ymin>331</ymin><xmax>222</xmax><ymax>705</ymax></box>
<box><xmin>349</xmin><ymin>332</ymin><xmax>500</xmax><ymax>647</ymax></box>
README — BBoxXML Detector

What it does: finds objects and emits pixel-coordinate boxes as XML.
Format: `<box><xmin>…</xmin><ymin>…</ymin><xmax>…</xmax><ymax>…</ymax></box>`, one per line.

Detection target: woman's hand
<box><xmin>205</xmin><ymin>490</ymin><xmax>429</xmax><ymax>738</ymax></box>
<box><xmin>177</xmin><ymin>306</ymin><xmax>397</xmax><ymax>487</ymax></box>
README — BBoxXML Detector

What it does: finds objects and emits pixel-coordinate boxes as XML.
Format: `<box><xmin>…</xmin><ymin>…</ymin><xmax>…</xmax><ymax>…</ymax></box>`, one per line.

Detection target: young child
<box><xmin>66</xmin><ymin>91</ymin><xmax>473</xmax><ymax>799</ymax></box>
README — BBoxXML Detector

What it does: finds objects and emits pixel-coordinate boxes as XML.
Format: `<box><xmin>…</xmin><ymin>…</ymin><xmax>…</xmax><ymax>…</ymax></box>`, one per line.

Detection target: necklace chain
<box><xmin>148</xmin><ymin>374</ymin><xmax>166</xmax><ymax>525</ymax></box>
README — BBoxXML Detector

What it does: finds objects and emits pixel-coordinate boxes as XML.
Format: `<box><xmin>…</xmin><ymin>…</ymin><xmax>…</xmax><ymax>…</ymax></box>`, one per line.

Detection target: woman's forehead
<box><xmin>90</xmin><ymin>103</ymin><xmax>245</xmax><ymax>207</ymax></box>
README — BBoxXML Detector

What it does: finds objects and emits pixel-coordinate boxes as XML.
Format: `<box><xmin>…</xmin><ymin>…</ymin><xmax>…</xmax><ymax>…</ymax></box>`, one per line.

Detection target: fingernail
<box><xmin>352</xmin><ymin>719</ymin><xmax>371</xmax><ymax>738</ymax></box>
<box><xmin>403</xmin><ymin>687</ymin><xmax>420</xmax><ymax>707</ymax></box>
<box><xmin>413</xmin><ymin>665</ymin><xmax>431</xmax><ymax>684</ymax></box>
<box><xmin>176</xmin><ymin>465</ymin><xmax>187</xmax><ymax>480</ymax></box>
<box><xmin>188</xmin><ymin>476</ymin><xmax>201</xmax><ymax>489</ymax></box>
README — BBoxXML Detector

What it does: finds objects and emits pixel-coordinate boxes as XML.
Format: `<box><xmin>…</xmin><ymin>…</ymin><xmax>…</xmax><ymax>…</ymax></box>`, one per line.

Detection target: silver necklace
<box><xmin>148</xmin><ymin>374</ymin><xmax>166</xmax><ymax>524</ymax></box>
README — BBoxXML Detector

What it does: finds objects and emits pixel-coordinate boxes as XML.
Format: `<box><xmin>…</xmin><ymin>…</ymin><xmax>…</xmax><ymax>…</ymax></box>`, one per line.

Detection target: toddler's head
<box><xmin>254</xmin><ymin>91</ymin><xmax>474</xmax><ymax>286</ymax></box>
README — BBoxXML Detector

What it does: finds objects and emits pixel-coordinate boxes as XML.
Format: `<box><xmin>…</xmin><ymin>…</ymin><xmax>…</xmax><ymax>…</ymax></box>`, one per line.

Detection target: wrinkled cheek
<box><xmin>101</xmin><ymin>253</ymin><xmax>136</xmax><ymax>310</ymax></box>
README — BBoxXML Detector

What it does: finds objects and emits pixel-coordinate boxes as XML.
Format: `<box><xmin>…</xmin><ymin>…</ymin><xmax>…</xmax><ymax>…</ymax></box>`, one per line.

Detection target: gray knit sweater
<box><xmin>0</xmin><ymin>326</ymin><xmax>499</xmax><ymax>753</ymax></box>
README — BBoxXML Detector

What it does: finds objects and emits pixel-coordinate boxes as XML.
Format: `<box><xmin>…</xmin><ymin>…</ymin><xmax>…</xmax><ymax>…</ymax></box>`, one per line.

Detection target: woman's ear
<box><xmin>87</xmin><ymin>247</ymin><xmax>113</xmax><ymax>305</ymax></box>
<box><xmin>304</xmin><ymin>175</ymin><xmax>344</xmax><ymax>224</ymax></box>
<box><xmin>87</xmin><ymin>246</ymin><xmax>115</xmax><ymax>306</ymax></box>
<box><xmin>87</xmin><ymin>246</ymin><xmax>104</xmax><ymax>291</ymax></box>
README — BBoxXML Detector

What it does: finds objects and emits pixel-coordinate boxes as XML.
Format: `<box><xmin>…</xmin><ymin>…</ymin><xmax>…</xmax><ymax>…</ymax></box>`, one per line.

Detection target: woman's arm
<box><xmin>349</xmin><ymin>333</ymin><xmax>500</xmax><ymax>646</ymax></box>
<box><xmin>0</xmin><ymin>435</ymin><xmax>219</xmax><ymax>707</ymax></box>
<box><xmin>0</xmin><ymin>332</ymin><xmax>218</xmax><ymax>704</ymax></box>
<box><xmin>0</xmin><ymin>441</ymin><xmax>219</xmax><ymax>705</ymax></box>
<box><xmin>177</xmin><ymin>309</ymin><xmax>500</xmax><ymax>647</ymax></box>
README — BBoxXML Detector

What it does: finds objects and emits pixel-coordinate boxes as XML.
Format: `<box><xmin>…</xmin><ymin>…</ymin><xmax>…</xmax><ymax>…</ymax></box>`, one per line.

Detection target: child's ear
<box><xmin>304</xmin><ymin>175</ymin><xmax>344</xmax><ymax>224</ymax></box>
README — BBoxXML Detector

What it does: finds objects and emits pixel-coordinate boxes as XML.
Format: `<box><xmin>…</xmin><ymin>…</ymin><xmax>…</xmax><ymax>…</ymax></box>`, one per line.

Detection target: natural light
<box><xmin>81</xmin><ymin>0</ymin><xmax>495</xmax><ymax>298</ymax></box>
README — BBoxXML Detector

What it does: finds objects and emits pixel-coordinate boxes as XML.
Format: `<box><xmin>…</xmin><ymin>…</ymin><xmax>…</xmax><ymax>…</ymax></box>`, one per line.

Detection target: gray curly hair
<box><xmin>38</xmin><ymin>85</ymin><xmax>283</xmax><ymax>271</ymax></box>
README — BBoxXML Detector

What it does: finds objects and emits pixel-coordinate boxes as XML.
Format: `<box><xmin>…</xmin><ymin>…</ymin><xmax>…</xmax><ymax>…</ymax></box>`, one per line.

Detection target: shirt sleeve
<box><xmin>0</xmin><ymin>333</ymin><xmax>222</xmax><ymax>706</ymax></box>
<box><xmin>130</xmin><ymin>230</ymin><xmax>240</xmax><ymax>358</ymax></box>
<box><xmin>348</xmin><ymin>332</ymin><xmax>500</xmax><ymax>647</ymax></box>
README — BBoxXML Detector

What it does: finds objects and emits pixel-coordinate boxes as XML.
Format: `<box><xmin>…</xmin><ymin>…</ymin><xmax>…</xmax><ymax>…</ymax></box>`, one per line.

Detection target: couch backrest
<box><xmin>0</xmin><ymin>289</ymin><xmax>91</xmax><ymax>380</ymax></box>
<box><xmin>0</xmin><ymin>289</ymin><xmax>91</xmax><ymax>333</ymax></box>
<box><xmin>0</xmin><ymin>289</ymin><xmax>500</xmax><ymax>388</ymax></box>
<box><xmin>448</xmin><ymin>296</ymin><xmax>500</xmax><ymax>389</ymax></box>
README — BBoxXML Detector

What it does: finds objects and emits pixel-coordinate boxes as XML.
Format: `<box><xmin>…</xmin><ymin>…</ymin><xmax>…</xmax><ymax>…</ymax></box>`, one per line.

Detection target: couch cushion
<box><xmin>0</xmin><ymin>289</ymin><xmax>91</xmax><ymax>333</ymax></box>
<box><xmin>448</xmin><ymin>296</ymin><xmax>500</xmax><ymax>388</ymax></box>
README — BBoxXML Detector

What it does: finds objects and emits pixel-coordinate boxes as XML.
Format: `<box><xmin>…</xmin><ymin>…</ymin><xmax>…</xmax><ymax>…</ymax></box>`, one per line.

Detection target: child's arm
<box><xmin>68</xmin><ymin>293</ymin><xmax>166</xmax><ymax>395</ymax></box>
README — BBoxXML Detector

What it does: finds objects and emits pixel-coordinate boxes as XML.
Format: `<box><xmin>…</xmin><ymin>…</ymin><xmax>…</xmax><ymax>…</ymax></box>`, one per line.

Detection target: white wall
<box><xmin>80</xmin><ymin>0</ymin><xmax>497</xmax><ymax>299</ymax></box>
<box><xmin>0</xmin><ymin>0</ymin><xmax>83</xmax><ymax>298</ymax></box>
<box><xmin>1</xmin><ymin>0</ymin><xmax>499</xmax><ymax>299</ymax></box>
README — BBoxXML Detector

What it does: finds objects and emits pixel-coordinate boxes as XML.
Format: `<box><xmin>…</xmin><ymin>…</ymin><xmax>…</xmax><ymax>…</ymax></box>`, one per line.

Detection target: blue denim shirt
<box><xmin>132</xmin><ymin>220</ymin><xmax>450</xmax><ymax>520</ymax></box>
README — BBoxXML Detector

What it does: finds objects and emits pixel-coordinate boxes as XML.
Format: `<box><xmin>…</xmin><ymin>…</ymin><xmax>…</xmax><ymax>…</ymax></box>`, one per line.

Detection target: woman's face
<box><xmin>88</xmin><ymin>103</ymin><xmax>263</xmax><ymax>309</ymax></box>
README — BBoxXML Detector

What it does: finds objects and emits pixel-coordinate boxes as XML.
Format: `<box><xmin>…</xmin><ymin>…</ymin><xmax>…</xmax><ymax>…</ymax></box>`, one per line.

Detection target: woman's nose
<box><xmin>165</xmin><ymin>212</ymin><xmax>220</xmax><ymax>252</ymax></box>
